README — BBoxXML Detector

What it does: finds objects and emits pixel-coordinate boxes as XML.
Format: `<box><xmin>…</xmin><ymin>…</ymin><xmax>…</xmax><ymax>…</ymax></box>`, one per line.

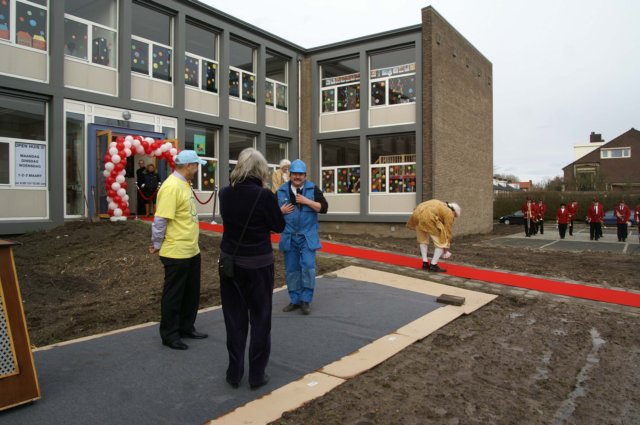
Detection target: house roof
<box><xmin>563</xmin><ymin>128</ymin><xmax>640</xmax><ymax>170</ymax></box>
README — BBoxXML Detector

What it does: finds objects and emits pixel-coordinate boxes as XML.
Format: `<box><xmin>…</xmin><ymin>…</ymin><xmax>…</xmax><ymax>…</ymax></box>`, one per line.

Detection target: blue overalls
<box><xmin>276</xmin><ymin>181</ymin><xmax>322</xmax><ymax>304</ymax></box>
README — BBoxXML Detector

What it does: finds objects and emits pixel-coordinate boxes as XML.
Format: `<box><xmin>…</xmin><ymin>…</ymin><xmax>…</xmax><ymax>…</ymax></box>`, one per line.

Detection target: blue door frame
<box><xmin>88</xmin><ymin>124</ymin><xmax>166</xmax><ymax>217</ymax></box>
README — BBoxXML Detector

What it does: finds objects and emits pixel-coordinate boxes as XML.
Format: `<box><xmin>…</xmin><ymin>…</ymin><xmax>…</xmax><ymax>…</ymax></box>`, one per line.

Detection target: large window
<box><xmin>131</xmin><ymin>2</ymin><xmax>172</xmax><ymax>81</ymax></box>
<box><xmin>185</xmin><ymin>123</ymin><xmax>218</xmax><ymax>192</ymax></box>
<box><xmin>64</xmin><ymin>0</ymin><xmax>117</xmax><ymax>68</ymax></box>
<box><xmin>0</xmin><ymin>0</ymin><xmax>48</xmax><ymax>51</ymax></box>
<box><xmin>0</xmin><ymin>94</ymin><xmax>47</xmax><ymax>188</ymax></box>
<box><xmin>321</xmin><ymin>139</ymin><xmax>360</xmax><ymax>194</ymax></box>
<box><xmin>370</xmin><ymin>46</ymin><xmax>416</xmax><ymax>107</ymax></box>
<box><xmin>185</xmin><ymin>22</ymin><xmax>218</xmax><ymax>93</ymax></box>
<box><xmin>321</xmin><ymin>56</ymin><xmax>360</xmax><ymax>113</ymax></box>
<box><xmin>229</xmin><ymin>39</ymin><xmax>255</xmax><ymax>102</ymax></box>
<box><xmin>265</xmin><ymin>136</ymin><xmax>288</xmax><ymax>188</ymax></box>
<box><xmin>265</xmin><ymin>52</ymin><xmax>288</xmax><ymax>111</ymax></box>
<box><xmin>601</xmin><ymin>148</ymin><xmax>631</xmax><ymax>159</ymax></box>
<box><xmin>65</xmin><ymin>112</ymin><xmax>85</xmax><ymax>215</ymax></box>
<box><xmin>228</xmin><ymin>131</ymin><xmax>255</xmax><ymax>175</ymax></box>
<box><xmin>369</xmin><ymin>134</ymin><xmax>416</xmax><ymax>193</ymax></box>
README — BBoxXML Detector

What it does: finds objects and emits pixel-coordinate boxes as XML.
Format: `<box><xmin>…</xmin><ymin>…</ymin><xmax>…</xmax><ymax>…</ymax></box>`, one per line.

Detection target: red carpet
<box><xmin>195</xmin><ymin>221</ymin><xmax>638</xmax><ymax>308</ymax></box>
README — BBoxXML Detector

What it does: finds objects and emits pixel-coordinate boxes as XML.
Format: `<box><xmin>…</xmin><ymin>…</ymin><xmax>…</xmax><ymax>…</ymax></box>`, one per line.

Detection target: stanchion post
<box><xmin>211</xmin><ymin>186</ymin><xmax>218</xmax><ymax>224</ymax></box>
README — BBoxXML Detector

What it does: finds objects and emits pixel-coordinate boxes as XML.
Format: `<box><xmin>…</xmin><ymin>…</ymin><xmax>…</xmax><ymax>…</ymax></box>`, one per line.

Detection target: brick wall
<box><xmin>422</xmin><ymin>7</ymin><xmax>493</xmax><ymax>235</ymax></box>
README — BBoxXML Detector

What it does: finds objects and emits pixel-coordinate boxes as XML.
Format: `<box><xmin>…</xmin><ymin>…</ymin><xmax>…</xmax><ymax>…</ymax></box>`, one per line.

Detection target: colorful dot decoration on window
<box><xmin>131</xmin><ymin>41</ymin><xmax>148</xmax><ymax>74</ymax></box>
<box><xmin>152</xmin><ymin>45</ymin><xmax>172</xmax><ymax>81</ymax></box>
<box><xmin>201</xmin><ymin>162</ymin><xmax>217</xmax><ymax>188</ymax></box>
<box><xmin>371</xmin><ymin>81</ymin><xmax>386</xmax><ymax>106</ymax></box>
<box><xmin>276</xmin><ymin>84</ymin><xmax>287</xmax><ymax>110</ymax></box>
<box><xmin>203</xmin><ymin>61</ymin><xmax>217</xmax><ymax>92</ymax></box>
<box><xmin>336</xmin><ymin>167</ymin><xmax>360</xmax><ymax>194</ymax></box>
<box><xmin>242</xmin><ymin>73</ymin><xmax>255</xmax><ymax>102</ymax></box>
<box><xmin>389</xmin><ymin>75</ymin><xmax>416</xmax><ymax>105</ymax></box>
<box><xmin>388</xmin><ymin>164</ymin><xmax>416</xmax><ymax>192</ymax></box>
<box><xmin>185</xmin><ymin>56</ymin><xmax>199</xmax><ymax>87</ymax></box>
<box><xmin>322</xmin><ymin>169</ymin><xmax>335</xmax><ymax>193</ymax></box>
<box><xmin>265</xmin><ymin>81</ymin><xmax>274</xmax><ymax>106</ymax></box>
<box><xmin>64</xmin><ymin>19</ymin><xmax>88</xmax><ymax>59</ymax></box>
<box><xmin>322</xmin><ymin>89</ymin><xmax>335</xmax><ymax>113</ymax></box>
<box><xmin>337</xmin><ymin>84</ymin><xmax>360</xmax><ymax>111</ymax></box>
<box><xmin>370</xmin><ymin>167</ymin><xmax>387</xmax><ymax>192</ymax></box>
<box><xmin>229</xmin><ymin>70</ymin><xmax>240</xmax><ymax>97</ymax></box>
<box><xmin>15</xmin><ymin>3</ymin><xmax>47</xmax><ymax>50</ymax></box>
<box><xmin>0</xmin><ymin>1</ymin><xmax>10</xmax><ymax>41</ymax></box>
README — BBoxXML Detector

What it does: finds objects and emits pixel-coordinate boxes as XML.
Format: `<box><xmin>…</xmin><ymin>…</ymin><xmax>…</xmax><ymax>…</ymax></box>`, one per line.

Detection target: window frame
<box><xmin>600</xmin><ymin>147</ymin><xmax>631</xmax><ymax>159</ymax></box>
<box><xmin>369</xmin><ymin>63</ymin><xmax>417</xmax><ymax>108</ymax></box>
<box><xmin>131</xmin><ymin>34</ymin><xmax>173</xmax><ymax>83</ymax></box>
<box><xmin>185</xmin><ymin>51</ymin><xmax>219</xmax><ymax>94</ymax></box>
<box><xmin>229</xmin><ymin>65</ymin><xmax>256</xmax><ymax>103</ymax></box>
<box><xmin>64</xmin><ymin>12</ymin><xmax>118</xmax><ymax>69</ymax></box>
<box><xmin>320</xmin><ymin>70</ymin><xmax>361</xmax><ymax>114</ymax></box>
<box><xmin>0</xmin><ymin>136</ymin><xmax>48</xmax><ymax>190</ymax></box>
<box><xmin>0</xmin><ymin>0</ymin><xmax>49</xmax><ymax>54</ymax></box>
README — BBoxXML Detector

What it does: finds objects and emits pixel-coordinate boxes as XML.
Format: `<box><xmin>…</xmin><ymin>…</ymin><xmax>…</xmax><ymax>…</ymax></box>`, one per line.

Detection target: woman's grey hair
<box><xmin>230</xmin><ymin>148</ymin><xmax>270</xmax><ymax>186</ymax></box>
<box><xmin>279</xmin><ymin>159</ymin><xmax>291</xmax><ymax>168</ymax></box>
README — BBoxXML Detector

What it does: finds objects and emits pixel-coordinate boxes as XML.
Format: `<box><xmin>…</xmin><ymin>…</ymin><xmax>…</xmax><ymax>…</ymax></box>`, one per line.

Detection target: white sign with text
<box><xmin>15</xmin><ymin>142</ymin><xmax>46</xmax><ymax>187</ymax></box>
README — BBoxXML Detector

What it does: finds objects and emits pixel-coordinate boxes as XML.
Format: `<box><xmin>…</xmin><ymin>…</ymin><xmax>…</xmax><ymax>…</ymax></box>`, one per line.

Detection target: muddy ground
<box><xmin>8</xmin><ymin>221</ymin><xmax>640</xmax><ymax>424</ymax></box>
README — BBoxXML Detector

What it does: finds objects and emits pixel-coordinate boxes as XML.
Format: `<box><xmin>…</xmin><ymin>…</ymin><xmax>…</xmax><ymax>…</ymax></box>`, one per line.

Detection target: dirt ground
<box><xmin>8</xmin><ymin>220</ymin><xmax>640</xmax><ymax>424</ymax></box>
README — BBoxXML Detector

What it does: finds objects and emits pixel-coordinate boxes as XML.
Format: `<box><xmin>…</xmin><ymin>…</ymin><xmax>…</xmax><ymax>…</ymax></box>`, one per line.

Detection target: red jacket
<box><xmin>568</xmin><ymin>202</ymin><xmax>579</xmax><ymax>218</ymax></box>
<box><xmin>536</xmin><ymin>202</ymin><xmax>546</xmax><ymax>220</ymax></box>
<box><xmin>587</xmin><ymin>203</ymin><xmax>604</xmax><ymax>223</ymax></box>
<box><xmin>614</xmin><ymin>203</ymin><xmax>631</xmax><ymax>224</ymax></box>
<box><xmin>556</xmin><ymin>207</ymin><xmax>570</xmax><ymax>224</ymax></box>
<box><xmin>635</xmin><ymin>204</ymin><xmax>640</xmax><ymax>224</ymax></box>
<box><xmin>521</xmin><ymin>201</ymin><xmax>538</xmax><ymax>220</ymax></box>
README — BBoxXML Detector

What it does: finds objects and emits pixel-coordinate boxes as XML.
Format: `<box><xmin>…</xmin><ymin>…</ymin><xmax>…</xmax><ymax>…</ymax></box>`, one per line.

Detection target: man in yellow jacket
<box><xmin>406</xmin><ymin>199</ymin><xmax>461</xmax><ymax>273</ymax></box>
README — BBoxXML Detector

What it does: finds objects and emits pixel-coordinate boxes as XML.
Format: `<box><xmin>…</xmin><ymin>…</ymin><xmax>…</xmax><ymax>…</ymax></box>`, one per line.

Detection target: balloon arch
<box><xmin>102</xmin><ymin>135</ymin><xmax>178</xmax><ymax>221</ymax></box>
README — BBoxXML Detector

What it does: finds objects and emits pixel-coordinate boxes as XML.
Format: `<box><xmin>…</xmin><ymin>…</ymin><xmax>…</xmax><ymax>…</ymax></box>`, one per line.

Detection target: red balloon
<box><xmin>121</xmin><ymin>182</ymin><xmax>128</xmax><ymax>190</ymax></box>
<box><xmin>113</xmin><ymin>195</ymin><xmax>122</xmax><ymax>203</ymax></box>
<box><xmin>107</xmin><ymin>190</ymin><xmax>116</xmax><ymax>198</ymax></box>
<box><xmin>130</xmin><ymin>146</ymin><xmax>137</xmax><ymax>155</ymax></box>
<box><xmin>106</xmin><ymin>176</ymin><xmax>115</xmax><ymax>185</ymax></box>
<box><xmin>104</xmin><ymin>154</ymin><xmax>112</xmax><ymax>163</ymax></box>
<box><xmin>144</xmin><ymin>146</ymin><xmax>152</xmax><ymax>154</ymax></box>
<box><xmin>119</xmin><ymin>201</ymin><xmax>127</xmax><ymax>210</ymax></box>
<box><xmin>115</xmin><ymin>136</ymin><xmax>125</xmax><ymax>143</ymax></box>
<box><xmin>108</xmin><ymin>209</ymin><xmax>114</xmax><ymax>216</ymax></box>
<box><xmin>115</xmin><ymin>162</ymin><xmax>125</xmax><ymax>171</ymax></box>
<box><xmin>111</xmin><ymin>169</ymin><xmax>119</xmax><ymax>177</ymax></box>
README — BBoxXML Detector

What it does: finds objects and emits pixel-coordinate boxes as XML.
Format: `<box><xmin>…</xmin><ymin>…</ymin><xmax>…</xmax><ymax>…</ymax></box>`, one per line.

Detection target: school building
<box><xmin>0</xmin><ymin>0</ymin><xmax>493</xmax><ymax>236</ymax></box>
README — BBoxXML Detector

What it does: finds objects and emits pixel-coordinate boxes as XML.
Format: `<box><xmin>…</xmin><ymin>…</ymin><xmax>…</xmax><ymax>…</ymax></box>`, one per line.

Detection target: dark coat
<box><xmin>219</xmin><ymin>177</ymin><xmax>285</xmax><ymax>257</ymax></box>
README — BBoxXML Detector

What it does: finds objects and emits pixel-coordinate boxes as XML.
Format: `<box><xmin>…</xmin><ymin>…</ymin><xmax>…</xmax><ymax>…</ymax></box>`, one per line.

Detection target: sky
<box><xmin>199</xmin><ymin>0</ymin><xmax>640</xmax><ymax>184</ymax></box>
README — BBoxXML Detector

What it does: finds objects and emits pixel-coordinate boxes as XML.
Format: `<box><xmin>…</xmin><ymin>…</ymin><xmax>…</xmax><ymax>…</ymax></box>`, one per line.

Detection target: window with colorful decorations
<box><xmin>369</xmin><ymin>134</ymin><xmax>416</xmax><ymax>193</ymax></box>
<box><xmin>320</xmin><ymin>139</ymin><xmax>360</xmax><ymax>194</ymax></box>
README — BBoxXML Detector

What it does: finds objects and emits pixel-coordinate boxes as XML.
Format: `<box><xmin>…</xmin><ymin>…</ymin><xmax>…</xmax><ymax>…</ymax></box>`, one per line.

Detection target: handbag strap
<box><xmin>231</xmin><ymin>190</ymin><xmax>262</xmax><ymax>258</ymax></box>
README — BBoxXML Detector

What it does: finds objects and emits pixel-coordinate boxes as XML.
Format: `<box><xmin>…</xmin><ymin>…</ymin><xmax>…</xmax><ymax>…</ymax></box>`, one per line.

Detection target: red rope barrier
<box><xmin>136</xmin><ymin>186</ymin><xmax>158</xmax><ymax>201</ymax></box>
<box><xmin>191</xmin><ymin>189</ymin><xmax>216</xmax><ymax>205</ymax></box>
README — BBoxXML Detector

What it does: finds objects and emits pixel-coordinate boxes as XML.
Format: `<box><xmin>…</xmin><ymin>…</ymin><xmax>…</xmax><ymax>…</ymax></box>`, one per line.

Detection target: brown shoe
<box><xmin>282</xmin><ymin>303</ymin><xmax>300</xmax><ymax>312</ymax></box>
<box><xmin>300</xmin><ymin>302</ymin><xmax>311</xmax><ymax>315</ymax></box>
<box><xmin>429</xmin><ymin>264</ymin><xmax>447</xmax><ymax>273</ymax></box>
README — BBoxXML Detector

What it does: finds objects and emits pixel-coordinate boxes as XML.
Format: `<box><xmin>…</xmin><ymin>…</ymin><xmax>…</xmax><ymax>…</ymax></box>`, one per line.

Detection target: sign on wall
<box><xmin>14</xmin><ymin>142</ymin><xmax>46</xmax><ymax>187</ymax></box>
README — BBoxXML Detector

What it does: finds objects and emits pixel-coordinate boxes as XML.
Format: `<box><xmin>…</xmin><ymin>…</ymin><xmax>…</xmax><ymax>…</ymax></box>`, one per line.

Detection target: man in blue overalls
<box><xmin>276</xmin><ymin>159</ymin><xmax>328</xmax><ymax>315</ymax></box>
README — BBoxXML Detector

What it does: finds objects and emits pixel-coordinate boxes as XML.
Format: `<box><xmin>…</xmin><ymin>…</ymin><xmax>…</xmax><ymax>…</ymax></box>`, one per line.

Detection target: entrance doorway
<box><xmin>88</xmin><ymin>125</ymin><xmax>167</xmax><ymax>218</ymax></box>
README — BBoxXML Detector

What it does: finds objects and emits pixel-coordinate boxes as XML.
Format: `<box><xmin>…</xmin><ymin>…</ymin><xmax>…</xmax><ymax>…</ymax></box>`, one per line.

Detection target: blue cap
<box><xmin>175</xmin><ymin>150</ymin><xmax>207</xmax><ymax>165</ymax></box>
<box><xmin>289</xmin><ymin>159</ymin><xmax>307</xmax><ymax>173</ymax></box>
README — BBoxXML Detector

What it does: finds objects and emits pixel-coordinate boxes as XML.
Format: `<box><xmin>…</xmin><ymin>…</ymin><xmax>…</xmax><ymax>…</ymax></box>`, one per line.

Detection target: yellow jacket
<box><xmin>271</xmin><ymin>169</ymin><xmax>287</xmax><ymax>193</ymax></box>
<box><xmin>406</xmin><ymin>200</ymin><xmax>455</xmax><ymax>247</ymax></box>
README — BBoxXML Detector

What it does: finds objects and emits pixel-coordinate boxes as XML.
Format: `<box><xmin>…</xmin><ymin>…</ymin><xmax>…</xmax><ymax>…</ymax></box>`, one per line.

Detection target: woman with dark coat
<box><xmin>218</xmin><ymin>148</ymin><xmax>288</xmax><ymax>390</ymax></box>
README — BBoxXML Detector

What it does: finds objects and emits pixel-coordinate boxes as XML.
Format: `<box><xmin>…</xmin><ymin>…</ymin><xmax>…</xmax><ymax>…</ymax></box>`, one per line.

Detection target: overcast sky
<box><xmin>199</xmin><ymin>0</ymin><xmax>640</xmax><ymax>184</ymax></box>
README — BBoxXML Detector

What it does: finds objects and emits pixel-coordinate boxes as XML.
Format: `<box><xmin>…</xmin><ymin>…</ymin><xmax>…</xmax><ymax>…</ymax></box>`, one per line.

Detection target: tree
<box><xmin>538</xmin><ymin>176</ymin><xmax>564</xmax><ymax>191</ymax></box>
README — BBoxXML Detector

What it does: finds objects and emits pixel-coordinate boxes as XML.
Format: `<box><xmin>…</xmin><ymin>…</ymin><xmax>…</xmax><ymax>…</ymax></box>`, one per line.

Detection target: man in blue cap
<box><xmin>276</xmin><ymin>159</ymin><xmax>328</xmax><ymax>315</ymax></box>
<box><xmin>149</xmin><ymin>150</ymin><xmax>209</xmax><ymax>350</ymax></box>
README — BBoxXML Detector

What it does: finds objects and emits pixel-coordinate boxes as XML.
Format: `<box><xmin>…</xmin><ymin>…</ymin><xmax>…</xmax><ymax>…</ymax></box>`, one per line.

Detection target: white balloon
<box><xmin>111</xmin><ymin>182</ymin><xmax>121</xmax><ymax>191</ymax></box>
<box><xmin>119</xmin><ymin>169</ymin><xmax>126</xmax><ymax>176</ymax></box>
<box><xmin>124</xmin><ymin>140</ymin><xmax>132</xmax><ymax>149</ymax></box>
<box><xmin>154</xmin><ymin>148</ymin><xmax>162</xmax><ymax>156</ymax></box>
<box><xmin>109</xmin><ymin>202</ymin><xmax>118</xmax><ymax>210</ymax></box>
<box><xmin>123</xmin><ymin>194</ymin><xmax>130</xmax><ymax>201</ymax></box>
<box><xmin>109</xmin><ymin>147</ymin><xmax>118</xmax><ymax>156</ymax></box>
<box><xmin>116</xmin><ymin>175</ymin><xmax>125</xmax><ymax>183</ymax></box>
<box><xmin>169</xmin><ymin>148</ymin><xmax>177</xmax><ymax>156</ymax></box>
<box><xmin>106</xmin><ymin>196</ymin><xmax>113</xmax><ymax>203</ymax></box>
<box><xmin>105</xmin><ymin>162</ymin><xmax>114</xmax><ymax>171</ymax></box>
<box><xmin>117</xmin><ymin>188</ymin><xmax>127</xmax><ymax>197</ymax></box>
<box><xmin>161</xmin><ymin>143</ymin><xmax>171</xmax><ymax>152</ymax></box>
<box><xmin>103</xmin><ymin>169</ymin><xmax>111</xmax><ymax>177</ymax></box>
<box><xmin>124</xmin><ymin>148</ymin><xmax>132</xmax><ymax>157</ymax></box>
<box><xmin>125</xmin><ymin>135</ymin><xmax>134</xmax><ymax>143</ymax></box>
<box><xmin>110</xmin><ymin>216</ymin><xmax>118</xmax><ymax>222</ymax></box>
<box><xmin>145</xmin><ymin>137</ymin><xmax>155</xmax><ymax>145</ymax></box>
<box><xmin>114</xmin><ymin>208</ymin><xmax>123</xmax><ymax>217</ymax></box>
<box><xmin>118</xmin><ymin>216</ymin><xmax>127</xmax><ymax>221</ymax></box>
<box><xmin>112</xmin><ymin>154</ymin><xmax>121</xmax><ymax>164</ymax></box>
<box><xmin>110</xmin><ymin>142</ymin><xmax>117</xmax><ymax>148</ymax></box>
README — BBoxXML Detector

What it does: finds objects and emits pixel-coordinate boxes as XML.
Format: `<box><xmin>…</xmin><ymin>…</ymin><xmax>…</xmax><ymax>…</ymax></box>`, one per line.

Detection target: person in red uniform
<box><xmin>635</xmin><ymin>199</ymin><xmax>640</xmax><ymax>243</ymax></box>
<box><xmin>614</xmin><ymin>199</ymin><xmax>631</xmax><ymax>242</ymax></box>
<box><xmin>567</xmin><ymin>200</ymin><xmax>579</xmax><ymax>236</ymax></box>
<box><xmin>536</xmin><ymin>199</ymin><xmax>547</xmax><ymax>235</ymax></box>
<box><xmin>521</xmin><ymin>197</ymin><xmax>538</xmax><ymax>237</ymax></box>
<box><xmin>586</xmin><ymin>197</ymin><xmax>605</xmax><ymax>241</ymax></box>
<box><xmin>556</xmin><ymin>203</ymin><xmax>571</xmax><ymax>239</ymax></box>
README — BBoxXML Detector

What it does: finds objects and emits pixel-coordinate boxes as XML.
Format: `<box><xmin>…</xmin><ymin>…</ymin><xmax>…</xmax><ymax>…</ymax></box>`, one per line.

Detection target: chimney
<box><xmin>590</xmin><ymin>132</ymin><xmax>603</xmax><ymax>143</ymax></box>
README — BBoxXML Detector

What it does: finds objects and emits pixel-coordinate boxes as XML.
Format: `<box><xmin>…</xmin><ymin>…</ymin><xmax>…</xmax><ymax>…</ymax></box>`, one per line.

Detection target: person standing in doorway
<box><xmin>276</xmin><ymin>159</ymin><xmax>328</xmax><ymax>315</ymax></box>
<box><xmin>142</xmin><ymin>163</ymin><xmax>160</xmax><ymax>217</ymax></box>
<box><xmin>614</xmin><ymin>199</ymin><xmax>631</xmax><ymax>242</ymax></box>
<box><xmin>406</xmin><ymin>200</ymin><xmax>461</xmax><ymax>273</ymax></box>
<box><xmin>568</xmin><ymin>199</ymin><xmax>579</xmax><ymax>236</ymax></box>
<box><xmin>556</xmin><ymin>202</ymin><xmax>570</xmax><ymax>239</ymax></box>
<box><xmin>136</xmin><ymin>159</ymin><xmax>146</xmax><ymax>216</ymax></box>
<box><xmin>587</xmin><ymin>197</ymin><xmax>604</xmax><ymax>241</ymax></box>
<box><xmin>271</xmin><ymin>159</ymin><xmax>290</xmax><ymax>194</ymax></box>
<box><xmin>149</xmin><ymin>150</ymin><xmax>208</xmax><ymax>350</ymax></box>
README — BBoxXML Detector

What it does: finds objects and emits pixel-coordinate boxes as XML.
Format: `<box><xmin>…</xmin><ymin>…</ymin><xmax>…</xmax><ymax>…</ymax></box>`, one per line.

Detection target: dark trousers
<box><xmin>617</xmin><ymin>223</ymin><xmax>628</xmax><ymax>241</ymax></box>
<box><xmin>569</xmin><ymin>220</ymin><xmax>574</xmax><ymax>235</ymax></box>
<box><xmin>159</xmin><ymin>254</ymin><xmax>201</xmax><ymax>343</ymax></box>
<box><xmin>220</xmin><ymin>264</ymin><xmax>274</xmax><ymax>386</ymax></box>
<box><xmin>538</xmin><ymin>220</ymin><xmax>544</xmax><ymax>234</ymax></box>
<box><xmin>524</xmin><ymin>220</ymin><xmax>532</xmax><ymax>236</ymax></box>
<box><xmin>558</xmin><ymin>223</ymin><xmax>567</xmax><ymax>239</ymax></box>
<box><xmin>589</xmin><ymin>222</ymin><xmax>602</xmax><ymax>240</ymax></box>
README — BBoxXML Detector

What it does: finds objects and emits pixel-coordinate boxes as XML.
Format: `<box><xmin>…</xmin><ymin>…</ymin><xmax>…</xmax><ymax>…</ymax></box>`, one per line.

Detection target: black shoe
<box><xmin>429</xmin><ymin>264</ymin><xmax>447</xmax><ymax>273</ymax></box>
<box><xmin>226</xmin><ymin>377</ymin><xmax>239</xmax><ymax>389</ymax></box>
<box><xmin>300</xmin><ymin>302</ymin><xmax>311</xmax><ymax>315</ymax></box>
<box><xmin>250</xmin><ymin>374</ymin><xmax>270</xmax><ymax>390</ymax></box>
<box><xmin>282</xmin><ymin>303</ymin><xmax>300</xmax><ymax>312</ymax></box>
<box><xmin>422</xmin><ymin>261</ymin><xmax>430</xmax><ymax>270</ymax></box>
<box><xmin>163</xmin><ymin>340</ymin><xmax>188</xmax><ymax>350</ymax></box>
<box><xmin>181</xmin><ymin>330</ymin><xmax>208</xmax><ymax>339</ymax></box>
